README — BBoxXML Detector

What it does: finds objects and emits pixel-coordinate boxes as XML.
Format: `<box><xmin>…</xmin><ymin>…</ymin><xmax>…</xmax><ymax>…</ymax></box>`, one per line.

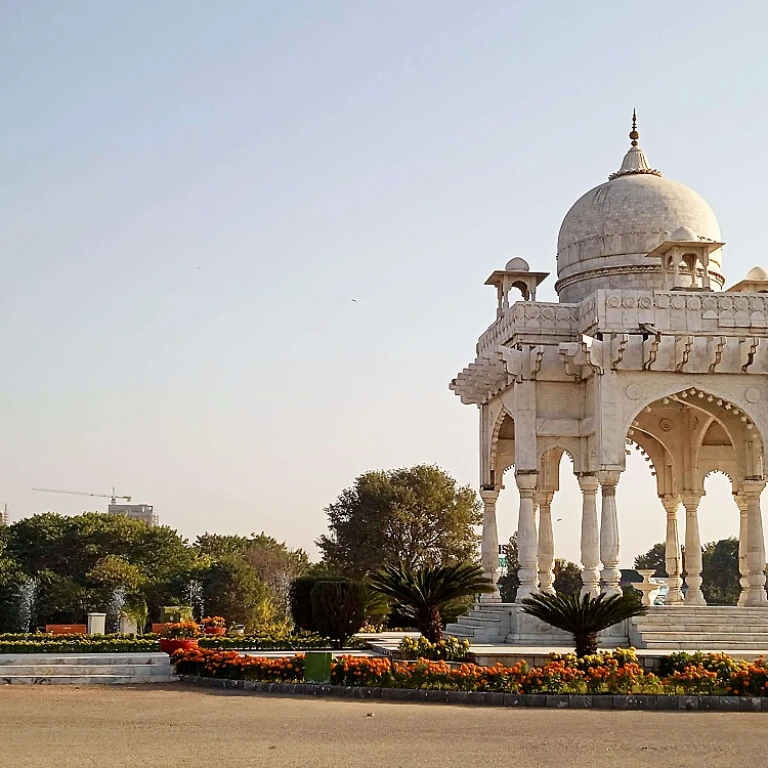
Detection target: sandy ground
<box><xmin>1</xmin><ymin>684</ymin><xmax>767</xmax><ymax>768</ymax></box>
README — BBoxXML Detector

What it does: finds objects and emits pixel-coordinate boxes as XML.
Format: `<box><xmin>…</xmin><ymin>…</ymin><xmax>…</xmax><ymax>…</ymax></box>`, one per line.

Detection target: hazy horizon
<box><xmin>3</xmin><ymin>1</ymin><xmax>767</xmax><ymax>566</ymax></box>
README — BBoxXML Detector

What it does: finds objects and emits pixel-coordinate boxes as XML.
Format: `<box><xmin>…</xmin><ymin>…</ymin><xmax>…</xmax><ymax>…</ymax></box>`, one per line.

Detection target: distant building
<box><xmin>108</xmin><ymin>503</ymin><xmax>158</xmax><ymax>527</ymax></box>
<box><xmin>0</xmin><ymin>505</ymin><xmax>8</xmax><ymax>526</ymax></box>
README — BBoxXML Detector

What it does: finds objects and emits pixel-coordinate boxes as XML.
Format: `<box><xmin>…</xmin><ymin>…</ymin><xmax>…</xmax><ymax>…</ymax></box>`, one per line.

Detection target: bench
<box><xmin>45</xmin><ymin>624</ymin><xmax>87</xmax><ymax>635</ymax></box>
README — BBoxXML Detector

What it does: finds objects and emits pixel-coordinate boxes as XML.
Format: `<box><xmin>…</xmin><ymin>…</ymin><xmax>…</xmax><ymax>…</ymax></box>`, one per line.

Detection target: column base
<box><xmin>744</xmin><ymin>590</ymin><xmax>768</xmax><ymax>607</ymax></box>
<box><xmin>479</xmin><ymin>589</ymin><xmax>502</xmax><ymax>604</ymax></box>
<box><xmin>600</xmin><ymin>586</ymin><xmax>622</xmax><ymax>598</ymax></box>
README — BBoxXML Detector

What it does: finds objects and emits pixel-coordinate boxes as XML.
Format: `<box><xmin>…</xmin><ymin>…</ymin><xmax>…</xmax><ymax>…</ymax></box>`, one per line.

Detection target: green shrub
<box><xmin>399</xmin><ymin>635</ymin><xmax>470</xmax><ymax>661</ymax></box>
<box><xmin>310</xmin><ymin>580</ymin><xmax>366</xmax><ymax>649</ymax></box>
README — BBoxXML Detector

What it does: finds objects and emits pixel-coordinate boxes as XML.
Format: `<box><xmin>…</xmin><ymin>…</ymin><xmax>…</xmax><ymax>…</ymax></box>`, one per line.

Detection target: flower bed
<box><xmin>173</xmin><ymin>647</ymin><xmax>768</xmax><ymax>697</ymax></box>
<box><xmin>173</xmin><ymin>647</ymin><xmax>305</xmax><ymax>681</ymax></box>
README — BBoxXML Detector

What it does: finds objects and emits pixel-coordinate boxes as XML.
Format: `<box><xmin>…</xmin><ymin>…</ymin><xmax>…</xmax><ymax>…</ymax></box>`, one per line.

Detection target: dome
<box><xmin>505</xmin><ymin>257</ymin><xmax>530</xmax><ymax>272</ymax></box>
<box><xmin>747</xmin><ymin>266</ymin><xmax>768</xmax><ymax>280</ymax></box>
<box><xmin>555</xmin><ymin>119</ymin><xmax>723</xmax><ymax>303</ymax></box>
<box><xmin>670</xmin><ymin>225</ymin><xmax>699</xmax><ymax>241</ymax></box>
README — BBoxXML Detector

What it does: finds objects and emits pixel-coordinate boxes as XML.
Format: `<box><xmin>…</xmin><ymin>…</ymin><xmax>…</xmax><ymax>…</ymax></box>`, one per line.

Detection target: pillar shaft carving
<box><xmin>597</xmin><ymin>470</ymin><xmax>622</xmax><ymax>597</ymax></box>
<box><xmin>515</xmin><ymin>472</ymin><xmax>539</xmax><ymax>603</ymax></box>
<box><xmin>682</xmin><ymin>492</ymin><xmax>706</xmax><ymax>606</ymax></box>
<box><xmin>735</xmin><ymin>494</ymin><xmax>749</xmax><ymax>607</ymax></box>
<box><xmin>661</xmin><ymin>496</ymin><xmax>684</xmax><ymax>605</ymax></box>
<box><xmin>536</xmin><ymin>490</ymin><xmax>556</xmax><ymax>596</ymax></box>
<box><xmin>479</xmin><ymin>487</ymin><xmax>502</xmax><ymax>603</ymax></box>
<box><xmin>741</xmin><ymin>481</ymin><xmax>768</xmax><ymax>606</ymax></box>
<box><xmin>578</xmin><ymin>474</ymin><xmax>600</xmax><ymax>597</ymax></box>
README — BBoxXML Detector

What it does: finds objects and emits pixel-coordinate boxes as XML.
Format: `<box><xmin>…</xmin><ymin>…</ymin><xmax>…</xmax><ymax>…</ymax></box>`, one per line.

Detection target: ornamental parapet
<box><xmin>476</xmin><ymin>301</ymin><xmax>580</xmax><ymax>356</ymax></box>
<box><xmin>580</xmin><ymin>289</ymin><xmax>768</xmax><ymax>337</ymax></box>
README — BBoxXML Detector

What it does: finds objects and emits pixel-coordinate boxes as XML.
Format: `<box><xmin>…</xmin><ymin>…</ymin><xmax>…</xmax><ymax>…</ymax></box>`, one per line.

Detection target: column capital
<box><xmin>597</xmin><ymin>470</ymin><xmax>621</xmax><ymax>487</ymax></box>
<box><xmin>535</xmin><ymin>490</ymin><xmax>554</xmax><ymax>508</ymax></box>
<box><xmin>479</xmin><ymin>487</ymin><xmax>501</xmax><ymax>504</ymax></box>
<box><xmin>515</xmin><ymin>471</ymin><xmax>538</xmax><ymax>497</ymax></box>
<box><xmin>681</xmin><ymin>491</ymin><xmax>703</xmax><ymax>512</ymax></box>
<box><xmin>577</xmin><ymin>473</ymin><xmax>599</xmax><ymax>494</ymax></box>
<box><xmin>661</xmin><ymin>495</ymin><xmax>680</xmax><ymax>516</ymax></box>
<box><xmin>741</xmin><ymin>479</ymin><xmax>766</xmax><ymax>500</ymax></box>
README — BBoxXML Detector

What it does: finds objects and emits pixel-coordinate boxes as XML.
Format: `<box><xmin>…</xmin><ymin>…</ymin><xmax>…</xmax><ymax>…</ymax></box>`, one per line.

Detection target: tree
<box><xmin>553</xmin><ymin>559</ymin><xmax>583</xmax><ymax>596</ymax></box>
<box><xmin>200</xmin><ymin>554</ymin><xmax>276</xmax><ymax>631</ymax></box>
<box><xmin>369</xmin><ymin>562</ymin><xmax>494</xmax><ymax>642</ymax></box>
<box><xmin>634</xmin><ymin>542</ymin><xmax>667</xmax><ymax>577</ymax></box>
<box><xmin>317</xmin><ymin>465</ymin><xmax>482</xmax><ymax>578</ymax></box>
<box><xmin>4</xmin><ymin>513</ymin><xmax>199</xmax><ymax>625</ymax></box>
<box><xmin>497</xmin><ymin>533</ymin><xmax>520</xmax><ymax>603</ymax></box>
<box><xmin>701</xmin><ymin>537</ymin><xmax>740</xmax><ymax>605</ymax></box>
<box><xmin>497</xmin><ymin>533</ymin><xmax>583</xmax><ymax>601</ymax></box>
<box><xmin>310</xmin><ymin>580</ymin><xmax>367</xmax><ymax>649</ymax></box>
<box><xmin>521</xmin><ymin>592</ymin><xmax>647</xmax><ymax>657</ymax></box>
<box><xmin>243</xmin><ymin>534</ymin><xmax>309</xmax><ymax>620</ymax></box>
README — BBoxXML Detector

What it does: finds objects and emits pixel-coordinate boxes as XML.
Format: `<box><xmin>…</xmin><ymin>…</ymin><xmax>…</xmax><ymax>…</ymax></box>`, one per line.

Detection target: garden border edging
<box><xmin>178</xmin><ymin>675</ymin><xmax>768</xmax><ymax>711</ymax></box>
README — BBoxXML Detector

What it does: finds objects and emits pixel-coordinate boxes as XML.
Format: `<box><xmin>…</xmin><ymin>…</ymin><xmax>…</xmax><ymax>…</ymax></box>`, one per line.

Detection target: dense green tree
<box><xmin>634</xmin><ymin>542</ymin><xmax>667</xmax><ymax>577</ymax></box>
<box><xmin>701</xmin><ymin>537</ymin><xmax>740</xmax><ymax>605</ymax></box>
<box><xmin>553</xmin><ymin>559</ymin><xmax>583</xmax><ymax>596</ymax></box>
<box><xmin>498</xmin><ymin>534</ymin><xmax>583</xmax><ymax>601</ymax></box>
<box><xmin>199</xmin><ymin>554</ymin><xmax>276</xmax><ymax>630</ymax></box>
<box><xmin>310</xmin><ymin>580</ymin><xmax>367</xmax><ymax>649</ymax></box>
<box><xmin>317</xmin><ymin>465</ymin><xmax>482</xmax><ymax>578</ymax></box>
<box><xmin>3</xmin><ymin>513</ymin><xmax>199</xmax><ymax>625</ymax></box>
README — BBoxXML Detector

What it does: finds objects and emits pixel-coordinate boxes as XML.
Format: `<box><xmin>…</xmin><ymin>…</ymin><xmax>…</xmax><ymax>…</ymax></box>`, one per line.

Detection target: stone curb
<box><xmin>178</xmin><ymin>676</ymin><xmax>768</xmax><ymax>711</ymax></box>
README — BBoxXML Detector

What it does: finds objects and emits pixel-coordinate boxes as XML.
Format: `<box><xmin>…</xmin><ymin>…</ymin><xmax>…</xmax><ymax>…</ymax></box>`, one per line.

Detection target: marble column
<box><xmin>681</xmin><ymin>492</ymin><xmax>706</xmax><ymax>606</ymax></box>
<box><xmin>741</xmin><ymin>480</ymin><xmax>768</xmax><ymax>606</ymax></box>
<box><xmin>578</xmin><ymin>474</ymin><xmax>601</xmax><ymax>597</ymax></box>
<box><xmin>479</xmin><ymin>487</ymin><xmax>501</xmax><ymax>603</ymax></box>
<box><xmin>536</xmin><ymin>490</ymin><xmax>556</xmax><ymax>596</ymax></box>
<box><xmin>661</xmin><ymin>495</ymin><xmax>684</xmax><ymax>604</ymax></box>
<box><xmin>597</xmin><ymin>470</ymin><xmax>622</xmax><ymax>597</ymax></box>
<box><xmin>735</xmin><ymin>494</ymin><xmax>749</xmax><ymax>607</ymax></box>
<box><xmin>515</xmin><ymin>472</ymin><xmax>539</xmax><ymax>602</ymax></box>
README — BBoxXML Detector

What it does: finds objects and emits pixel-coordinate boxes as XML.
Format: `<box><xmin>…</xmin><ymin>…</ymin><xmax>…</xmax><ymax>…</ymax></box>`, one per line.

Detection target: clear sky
<box><xmin>2</xmin><ymin>1</ymin><xmax>767</xmax><ymax>566</ymax></box>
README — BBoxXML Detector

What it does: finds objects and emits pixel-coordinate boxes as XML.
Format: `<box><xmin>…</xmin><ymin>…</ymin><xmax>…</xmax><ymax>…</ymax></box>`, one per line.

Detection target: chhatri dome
<box><xmin>556</xmin><ymin>112</ymin><xmax>723</xmax><ymax>302</ymax></box>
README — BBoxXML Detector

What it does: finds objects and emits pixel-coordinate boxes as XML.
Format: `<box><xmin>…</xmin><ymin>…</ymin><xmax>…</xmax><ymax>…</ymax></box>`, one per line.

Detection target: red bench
<box><xmin>45</xmin><ymin>624</ymin><xmax>87</xmax><ymax>635</ymax></box>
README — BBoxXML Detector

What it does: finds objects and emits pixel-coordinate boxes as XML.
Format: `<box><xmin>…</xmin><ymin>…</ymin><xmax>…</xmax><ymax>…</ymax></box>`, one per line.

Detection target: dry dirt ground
<box><xmin>1</xmin><ymin>684</ymin><xmax>767</xmax><ymax>768</ymax></box>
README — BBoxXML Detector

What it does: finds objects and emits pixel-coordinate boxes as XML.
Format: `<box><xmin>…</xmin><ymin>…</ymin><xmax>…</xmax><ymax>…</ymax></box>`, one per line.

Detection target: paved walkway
<box><xmin>1</xmin><ymin>685</ymin><xmax>766</xmax><ymax>767</ymax></box>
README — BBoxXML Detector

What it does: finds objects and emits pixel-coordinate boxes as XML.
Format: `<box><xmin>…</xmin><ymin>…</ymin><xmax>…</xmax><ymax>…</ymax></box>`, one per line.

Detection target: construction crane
<box><xmin>32</xmin><ymin>487</ymin><xmax>132</xmax><ymax>505</ymax></box>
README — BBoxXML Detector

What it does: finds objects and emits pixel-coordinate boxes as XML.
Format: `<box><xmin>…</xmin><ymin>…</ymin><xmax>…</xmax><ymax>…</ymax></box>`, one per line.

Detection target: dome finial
<box><xmin>608</xmin><ymin>110</ymin><xmax>662</xmax><ymax>180</ymax></box>
<box><xmin>630</xmin><ymin>109</ymin><xmax>639</xmax><ymax>147</ymax></box>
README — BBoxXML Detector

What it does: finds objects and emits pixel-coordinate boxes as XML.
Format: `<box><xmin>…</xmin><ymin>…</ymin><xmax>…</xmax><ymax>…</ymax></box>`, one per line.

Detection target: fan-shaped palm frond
<box><xmin>369</xmin><ymin>562</ymin><xmax>494</xmax><ymax>642</ymax></box>
<box><xmin>521</xmin><ymin>592</ymin><xmax>647</xmax><ymax>656</ymax></box>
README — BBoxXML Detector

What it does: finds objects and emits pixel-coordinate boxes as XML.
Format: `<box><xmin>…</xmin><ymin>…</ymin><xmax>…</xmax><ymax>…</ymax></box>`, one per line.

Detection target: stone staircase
<box><xmin>0</xmin><ymin>653</ymin><xmax>177</xmax><ymax>684</ymax></box>
<box><xmin>630</xmin><ymin>606</ymin><xmax>768</xmax><ymax>650</ymax></box>
<box><xmin>445</xmin><ymin>603</ymin><xmax>513</xmax><ymax>643</ymax></box>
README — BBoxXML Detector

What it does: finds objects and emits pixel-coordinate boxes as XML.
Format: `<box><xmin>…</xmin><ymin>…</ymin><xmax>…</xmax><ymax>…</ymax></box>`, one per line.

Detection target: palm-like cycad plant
<box><xmin>369</xmin><ymin>562</ymin><xmax>494</xmax><ymax>642</ymax></box>
<box><xmin>521</xmin><ymin>592</ymin><xmax>647</xmax><ymax>657</ymax></box>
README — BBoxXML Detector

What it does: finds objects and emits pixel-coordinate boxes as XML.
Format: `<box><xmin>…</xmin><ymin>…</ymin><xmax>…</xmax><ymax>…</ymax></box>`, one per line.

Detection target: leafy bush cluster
<box><xmin>198</xmin><ymin>633</ymin><xmax>368</xmax><ymax>651</ymax></box>
<box><xmin>398</xmin><ymin>635</ymin><xmax>470</xmax><ymax>661</ymax></box>
<box><xmin>174</xmin><ymin>648</ymin><xmax>768</xmax><ymax>696</ymax></box>
<box><xmin>0</xmin><ymin>633</ymin><xmax>159</xmax><ymax>654</ymax></box>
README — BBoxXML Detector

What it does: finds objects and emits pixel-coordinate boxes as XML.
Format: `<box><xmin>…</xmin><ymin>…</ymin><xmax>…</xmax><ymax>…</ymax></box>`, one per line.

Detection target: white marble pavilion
<box><xmin>447</xmin><ymin>115</ymin><xmax>768</xmax><ymax>649</ymax></box>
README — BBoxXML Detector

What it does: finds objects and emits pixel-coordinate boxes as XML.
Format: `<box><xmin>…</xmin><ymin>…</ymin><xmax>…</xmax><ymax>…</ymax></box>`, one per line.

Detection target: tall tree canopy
<box><xmin>1</xmin><ymin>512</ymin><xmax>199</xmax><ymax>628</ymax></box>
<box><xmin>316</xmin><ymin>465</ymin><xmax>482</xmax><ymax>577</ymax></box>
<box><xmin>193</xmin><ymin>532</ymin><xmax>309</xmax><ymax>629</ymax></box>
<box><xmin>634</xmin><ymin>542</ymin><xmax>667</xmax><ymax>577</ymax></box>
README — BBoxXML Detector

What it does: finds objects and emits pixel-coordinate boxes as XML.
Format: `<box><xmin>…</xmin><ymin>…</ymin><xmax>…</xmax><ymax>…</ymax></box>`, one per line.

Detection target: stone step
<box><xmin>0</xmin><ymin>664</ymin><xmax>171</xmax><ymax>676</ymax></box>
<box><xmin>0</xmin><ymin>675</ymin><xmax>179</xmax><ymax>685</ymax></box>
<box><xmin>0</xmin><ymin>653</ymin><xmax>169</xmax><ymax>667</ymax></box>
<box><xmin>642</xmin><ymin>608</ymin><xmax>768</xmax><ymax>615</ymax></box>
<box><xmin>643</xmin><ymin>641</ymin><xmax>768</xmax><ymax>650</ymax></box>
<box><xmin>635</xmin><ymin>625</ymin><xmax>768</xmax><ymax>633</ymax></box>
<box><xmin>456</xmin><ymin>616</ymin><xmax>501</xmax><ymax>627</ymax></box>
<box><xmin>639</xmin><ymin>632</ymin><xmax>768</xmax><ymax>643</ymax></box>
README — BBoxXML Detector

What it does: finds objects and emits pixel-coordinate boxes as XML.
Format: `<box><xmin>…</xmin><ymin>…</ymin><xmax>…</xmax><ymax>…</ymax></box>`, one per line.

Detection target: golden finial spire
<box><xmin>629</xmin><ymin>108</ymin><xmax>639</xmax><ymax>147</ymax></box>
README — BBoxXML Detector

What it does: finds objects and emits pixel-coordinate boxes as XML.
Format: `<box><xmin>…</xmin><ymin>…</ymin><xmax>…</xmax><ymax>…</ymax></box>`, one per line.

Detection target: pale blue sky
<box><xmin>2</xmin><ymin>1</ymin><xmax>766</xmax><ymax>565</ymax></box>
